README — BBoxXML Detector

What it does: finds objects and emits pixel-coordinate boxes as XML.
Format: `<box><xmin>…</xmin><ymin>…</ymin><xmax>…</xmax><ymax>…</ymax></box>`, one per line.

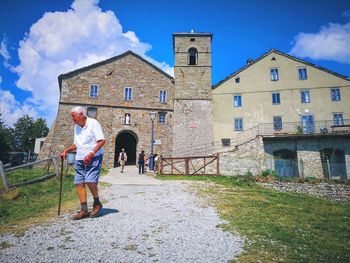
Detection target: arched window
<box><xmin>188</xmin><ymin>47</ymin><xmax>198</xmax><ymax>65</ymax></box>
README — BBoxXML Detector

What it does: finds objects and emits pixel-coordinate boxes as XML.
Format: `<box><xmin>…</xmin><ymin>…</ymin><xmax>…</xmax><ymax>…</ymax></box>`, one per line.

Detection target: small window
<box><xmin>125</xmin><ymin>113</ymin><xmax>131</xmax><ymax>125</ymax></box>
<box><xmin>273</xmin><ymin>116</ymin><xmax>282</xmax><ymax>131</ymax></box>
<box><xmin>331</xmin><ymin>88</ymin><xmax>341</xmax><ymax>101</ymax></box>
<box><xmin>235</xmin><ymin>77</ymin><xmax>240</xmax><ymax>84</ymax></box>
<box><xmin>234</xmin><ymin>118</ymin><xmax>243</xmax><ymax>131</ymax></box>
<box><xmin>87</xmin><ymin>107</ymin><xmax>97</xmax><ymax>118</ymax></box>
<box><xmin>333</xmin><ymin>113</ymin><xmax>344</xmax><ymax>126</ymax></box>
<box><xmin>188</xmin><ymin>47</ymin><xmax>198</xmax><ymax>65</ymax></box>
<box><xmin>89</xmin><ymin>84</ymin><xmax>99</xmax><ymax>98</ymax></box>
<box><xmin>298</xmin><ymin>68</ymin><xmax>308</xmax><ymax>80</ymax></box>
<box><xmin>221</xmin><ymin>138</ymin><xmax>231</xmax><ymax>147</ymax></box>
<box><xmin>233</xmin><ymin>95</ymin><xmax>242</xmax><ymax>107</ymax></box>
<box><xmin>124</xmin><ymin>87</ymin><xmax>133</xmax><ymax>101</ymax></box>
<box><xmin>301</xmin><ymin>90</ymin><xmax>310</xmax><ymax>103</ymax></box>
<box><xmin>270</xmin><ymin>68</ymin><xmax>279</xmax><ymax>81</ymax></box>
<box><xmin>158</xmin><ymin>112</ymin><xmax>167</xmax><ymax>124</ymax></box>
<box><xmin>272</xmin><ymin>92</ymin><xmax>280</xmax><ymax>105</ymax></box>
<box><xmin>190</xmin><ymin>38</ymin><xmax>195</xmax><ymax>42</ymax></box>
<box><xmin>159</xmin><ymin>90</ymin><xmax>167</xmax><ymax>103</ymax></box>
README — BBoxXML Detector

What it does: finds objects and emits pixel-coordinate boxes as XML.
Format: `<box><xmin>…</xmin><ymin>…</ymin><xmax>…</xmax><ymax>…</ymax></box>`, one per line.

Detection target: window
<box><xmin>125</xmin><ymin>113</ymin><xmax>131</xmax><ymax>125</ymax></box>
<box><xmin>188</xmin><ymin>47</ymin><xmax>198</xmax><ymax>65</ymax></box>
<box><xmin>298</xmin><ymin>68</ymin><xmax>308</xmax><ymax>80</ymax></box>
<box><xmin>272</xmin><ymin>92</ymin><xmax>280</xmax><ymax>105</ymax></box>
<box><xmin>331</xmin><ymin>88</ymin><xmax>341</xmax><ymax>101</ymax></box>
<box><xmin>221</xmin><ymin>138</ymin><xmax>231</xmax><ymax>147</ymax></box>
<box><xmin>234</xmin><ymin>118</ymin><xmax>243</xmax><ymax>131</ymax></box>
<box><xmin>89</xmin><ymin>84</ymin><xmax>99</xmax><ymax>98</ymax></box>
<box><xmin>158</xmin><ymin>112</ymin><xmax>167</xmax><ymax>124</ymax></box>
<box><xmin>87</xmin><ymin>107</ymin><xmax>97</xmax><ymax>118</ymax></box>
<box><xmin>159</xmin><ymin>90</ymin><xmax>167</xmax><ymax>103</ymax></box>
<box><xmin>273</xmin><ymin>116</ymin><xmax>282</xmax><ymax>131</ymax></box>
<box><xmin>235</xmin><ymin>77</ymin><xmax>240</xmax><ymax>83</ymax></box>
<box><xmin>301</xmin><ymin>90</ymin><xmax>310</xmax><ymax>103</ymax></box>
<box><xmin>270</xmin><ymin>68</ymin><xmax>279</xmax><ymax>81</ymax></box>
<box><xmin>124</xmin><ymin>87</ymin><xmax>133</xmax><ymax>101</ymax></box>
<box><xmin>233</xmin><ymin>95</ymin><xmax>242</xmax><ymax>107</ymax></box>
<box><xmin>333</xmin><ymin>113</ymin><xmax>344</xmax><ymax>126</ymax></box>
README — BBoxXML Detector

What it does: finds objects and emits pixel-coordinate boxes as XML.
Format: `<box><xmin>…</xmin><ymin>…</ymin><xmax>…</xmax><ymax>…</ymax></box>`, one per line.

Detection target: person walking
<box><xmin>138</xmin><ymin>150</ymin><xmax>146</xmax><ymax>174</ymax></box>
<box><xmin>118</xmin><ymin>148</ymin><xmax>127</xmax><ymax>173</ymax></box>
<box><xmin>60</xmin><ymin>106</ymin><xmax>105</xmax><ymax>220</ymax></box>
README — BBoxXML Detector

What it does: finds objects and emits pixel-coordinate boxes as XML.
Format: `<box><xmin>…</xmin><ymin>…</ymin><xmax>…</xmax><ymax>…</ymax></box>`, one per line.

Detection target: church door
<box><xmin>114</xmin><ymin>131</ymin><xmax>138</xmax><ymax>167</ymax></box>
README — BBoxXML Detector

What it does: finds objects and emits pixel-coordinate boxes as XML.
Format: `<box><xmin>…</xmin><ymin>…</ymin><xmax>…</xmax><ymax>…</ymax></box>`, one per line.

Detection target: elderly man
<box><xmin>61</xmin><ymin>106</ymin><xmax>106</xmax><ymax>220</ymax></box>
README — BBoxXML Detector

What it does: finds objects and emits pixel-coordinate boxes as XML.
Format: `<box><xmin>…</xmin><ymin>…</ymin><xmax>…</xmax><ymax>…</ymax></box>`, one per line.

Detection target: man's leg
<box><xmin>73</xmin><ymin>161</ymin><xmax>90</xmax><ymax>220</ymax></box>
<box><xmin>87</xmin><ymin>182</ymin><xmax>102</xmax><ymax>217</ymax></box>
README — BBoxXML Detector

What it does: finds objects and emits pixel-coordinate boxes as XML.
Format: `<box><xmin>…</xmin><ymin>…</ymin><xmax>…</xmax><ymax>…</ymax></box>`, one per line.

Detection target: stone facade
<box><xmin>39</xmin><ymin>52</ymin><xmax>174</xmax><ymax>167</ymax></box>
<box><xmin>219</xmin><ymin>135</ymin><xmax>350</xmax><ymax>179</ymax></box>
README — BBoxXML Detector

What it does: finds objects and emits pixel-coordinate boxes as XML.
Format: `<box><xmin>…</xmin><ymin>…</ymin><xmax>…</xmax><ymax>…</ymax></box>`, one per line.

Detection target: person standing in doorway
<box><xmin>138</xmin><ymin>150</ymin><xmax>146</xmax><ymax>174</ymax></box>
<box><xmin>118</xmin><ymin>148</ymin><xmax>127</xmax><ymax>173</ymax></box>
<box><xmin>61</xmin><ymin>106</ymin><xmax>105</xmax><ymax>220</ymax></box>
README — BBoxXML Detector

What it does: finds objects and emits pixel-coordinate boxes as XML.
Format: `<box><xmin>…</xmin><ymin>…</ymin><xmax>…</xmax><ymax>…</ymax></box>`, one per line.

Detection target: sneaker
<box><xmin>72</xmin><ymin>209</ymin><xmax>90</xmax><ymax>220</ymax></box>
<box><xmin>90</xmin><ymin>204</ymin><xmax>103</xmax><ymax>218</ymax></box>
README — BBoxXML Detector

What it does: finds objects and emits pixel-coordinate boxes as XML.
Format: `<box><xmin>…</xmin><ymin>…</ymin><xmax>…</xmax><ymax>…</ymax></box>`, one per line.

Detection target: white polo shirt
<box><xmin>73</xmin><ymin>117</ymin><xmax>105</xmax><ymax>160</ymax></box>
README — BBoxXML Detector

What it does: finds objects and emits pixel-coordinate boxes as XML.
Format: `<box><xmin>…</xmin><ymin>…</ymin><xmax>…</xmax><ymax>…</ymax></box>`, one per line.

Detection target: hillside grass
<box><xmin>0</xmin><ymin>167</ymin><xmax>109</xmax><ymax>234</ymax></box>
<box><xmin>157</xmin><ymin>175</ymin><xmax>350</xmax><ymax>263</ymax></box>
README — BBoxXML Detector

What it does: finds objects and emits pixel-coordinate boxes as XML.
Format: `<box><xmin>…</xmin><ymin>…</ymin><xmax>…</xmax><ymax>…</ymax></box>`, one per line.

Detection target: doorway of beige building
<box><xmin>114</xmin><ymin>130</ymin><xmax>138</xmax><ymax>167</ymax></box>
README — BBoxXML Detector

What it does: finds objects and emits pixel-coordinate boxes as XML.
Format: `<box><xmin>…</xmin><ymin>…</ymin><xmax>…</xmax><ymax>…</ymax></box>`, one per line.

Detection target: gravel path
<box><xmin>0</xmin><ymin>166</ymin><xmax>244</xmax><ymax>262</ymax></box>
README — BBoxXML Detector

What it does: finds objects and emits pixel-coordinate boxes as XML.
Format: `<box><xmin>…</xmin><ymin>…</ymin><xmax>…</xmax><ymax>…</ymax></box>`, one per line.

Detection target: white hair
<box><xmin>71</xmin><ymin>106</ymin><xmax>86</xmax><ymax>116</ymax></box>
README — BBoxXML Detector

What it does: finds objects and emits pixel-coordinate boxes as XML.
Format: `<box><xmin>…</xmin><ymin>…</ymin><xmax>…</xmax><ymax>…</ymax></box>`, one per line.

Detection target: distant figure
<box><xmin>118</xmin><ymin>148</ymin><xmax>128</xmax><ymax>173</ymax></box>
<box><xmin>154</xmin><ymin>154</ymin><xmax>160</xmax><ymax>172</ymax></box>
<box><xmin>138</xmin><ymin>150</ymin><xmax>146</xmax><ymax>174</ymax></box>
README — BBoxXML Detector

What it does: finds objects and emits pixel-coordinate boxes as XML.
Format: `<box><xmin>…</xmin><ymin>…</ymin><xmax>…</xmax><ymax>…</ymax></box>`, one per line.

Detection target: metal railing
<box><xmin>258</xmin><ymin>119</ymin><xmax>350</xmax><ymax>136</ymax></box>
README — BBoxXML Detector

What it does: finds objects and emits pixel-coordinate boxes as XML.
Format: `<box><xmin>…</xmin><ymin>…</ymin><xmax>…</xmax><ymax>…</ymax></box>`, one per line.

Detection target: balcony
<box><xmin>257</xmin><ymin>119</ymin><xmax>350</xmax><ymax>137</ymax></box>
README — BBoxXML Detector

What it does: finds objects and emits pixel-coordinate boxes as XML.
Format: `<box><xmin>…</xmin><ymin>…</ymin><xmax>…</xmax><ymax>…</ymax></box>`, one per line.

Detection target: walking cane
<box><xmin>58</xmin><ymin>156</ymin><xmax>64</xmax><ymax>216</ymax></box>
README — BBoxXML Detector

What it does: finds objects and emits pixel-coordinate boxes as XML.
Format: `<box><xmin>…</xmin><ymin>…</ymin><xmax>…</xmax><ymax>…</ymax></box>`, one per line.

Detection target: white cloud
<box><xmin>10</xmin><ymin>0</ymin><xmax>172</xmax><ymax>127</ymax></box>
<box><xmin>290</xmin><ymin>22</ymin><xmax>350</xmax><ymax>64</ymax></box>
<box><xmin>0</xmin><ymin>88</ymin><xmax>38</xmax><ymax>126</ymax></box>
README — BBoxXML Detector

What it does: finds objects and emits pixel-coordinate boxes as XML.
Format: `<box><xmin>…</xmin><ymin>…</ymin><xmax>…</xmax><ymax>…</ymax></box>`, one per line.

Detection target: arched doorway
<box><xmin>273</xmin><ymin>149</ymin><xmax>299</xmax><ymax>177</ymax></box>
<box><xmin>114</xmin><ymin>131</ymin><xmax>138</xmax><ymax>167</ymax></box>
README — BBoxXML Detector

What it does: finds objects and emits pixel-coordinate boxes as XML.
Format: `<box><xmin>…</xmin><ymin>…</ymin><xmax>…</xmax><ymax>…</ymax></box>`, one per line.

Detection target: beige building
<box><xmin>213</xmin><ymin>49</ymin><xmax>350</xmax><ymax>179</ymax></box>
<box><xmin>213</xmin><ymin>49</ymin><xmax>350</xmax><ymax>142</ymax></box>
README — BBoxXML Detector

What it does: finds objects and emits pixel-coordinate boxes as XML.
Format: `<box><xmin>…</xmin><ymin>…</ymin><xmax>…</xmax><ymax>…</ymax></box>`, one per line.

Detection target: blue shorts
<box><xmin>74</xmin><ymin>155</ymin><xmax>103</xmax><ymax>185</ymax></box>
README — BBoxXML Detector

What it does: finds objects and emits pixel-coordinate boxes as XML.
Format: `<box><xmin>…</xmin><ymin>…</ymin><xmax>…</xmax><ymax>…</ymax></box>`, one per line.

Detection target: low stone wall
<box><xmin>259</xmin><ymin>181</ymin><xmax>350</xmax><ymax>203</ymax></box>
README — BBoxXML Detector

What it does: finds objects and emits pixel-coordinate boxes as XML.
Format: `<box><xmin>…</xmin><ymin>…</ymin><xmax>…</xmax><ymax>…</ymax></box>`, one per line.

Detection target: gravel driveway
<box><xmin>1</xmin><ymin>166</ymin><xmax>244</xmax><ymax>263</ymax></box>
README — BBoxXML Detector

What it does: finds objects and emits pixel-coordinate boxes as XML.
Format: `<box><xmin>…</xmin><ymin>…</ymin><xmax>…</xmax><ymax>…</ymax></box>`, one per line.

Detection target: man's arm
<box><xmin>83</xmin><ymin>139</ymin><xmax>106</xmax><ymax>165</ymax></box>
<box><xmin>60</xmin><ymin>144</ymin><xmax>77</xmax><ymax>159</ymax></box>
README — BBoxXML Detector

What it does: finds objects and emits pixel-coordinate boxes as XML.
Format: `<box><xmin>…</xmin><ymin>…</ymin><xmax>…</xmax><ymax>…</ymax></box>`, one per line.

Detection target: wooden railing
<box><xmin>160</xmin><ymin>154</ymin><xmax>219</xmax><ymax>176</ymax></box>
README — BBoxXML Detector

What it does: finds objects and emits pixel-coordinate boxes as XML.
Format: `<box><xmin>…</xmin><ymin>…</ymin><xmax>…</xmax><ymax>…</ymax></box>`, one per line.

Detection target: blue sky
<box><xmin>0</xmin><ymin>0</ymin><xmax>349</xmax><ymax>127</ymax></box>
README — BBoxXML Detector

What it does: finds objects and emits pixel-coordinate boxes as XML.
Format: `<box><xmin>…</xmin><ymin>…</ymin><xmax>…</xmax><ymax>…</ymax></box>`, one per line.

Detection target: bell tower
<box><xmin>172</xmin><ymin>32</ymin><xmax>214</xmax><ymax>156</ymax></box>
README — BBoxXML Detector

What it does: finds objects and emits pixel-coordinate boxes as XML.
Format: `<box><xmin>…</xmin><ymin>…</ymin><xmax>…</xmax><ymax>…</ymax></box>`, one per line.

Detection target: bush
<box><xmin>261</xmin><ymin>169</ymin><xmax>277</xmax><ymax>177</ymax></box>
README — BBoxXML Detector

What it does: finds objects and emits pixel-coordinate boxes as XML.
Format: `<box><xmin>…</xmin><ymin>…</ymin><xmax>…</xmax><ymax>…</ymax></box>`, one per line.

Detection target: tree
<box><xmin>12</xmin><ymin>115</ymin><xmax>49</xmax><ymax>153</ymax></box>
<box><xmin>0</xmin><ymin>112</ymin><xmax>13</xmax><ymax>163</ymax></box>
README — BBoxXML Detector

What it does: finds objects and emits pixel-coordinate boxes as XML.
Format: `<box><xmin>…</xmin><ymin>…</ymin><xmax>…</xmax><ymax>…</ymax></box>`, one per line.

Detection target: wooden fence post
<box><xmin>51</xmin><ymin>155</ymin><xmax>60</xmax><ymax>177</ymax></box>
<box><xmin>0</xmin><ymin>160</ymin><xmax>10</xmax><ymax>190</ymax></box>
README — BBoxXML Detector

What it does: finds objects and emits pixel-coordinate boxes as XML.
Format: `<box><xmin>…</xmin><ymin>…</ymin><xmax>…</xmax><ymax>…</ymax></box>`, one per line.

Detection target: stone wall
<box><xmin>172</xmin><ymin>100</ymin><xmax>214</xmax><ymax>157</ymax></box>
<box><xmin>218</xmin><ymin>136</ymin><xmax>350</xmax><ymax>179</ymax></box>
<box><xmin>39</xmin><ymin>52</ymin><xmax>174</xmax><ymax>168</ymax></box>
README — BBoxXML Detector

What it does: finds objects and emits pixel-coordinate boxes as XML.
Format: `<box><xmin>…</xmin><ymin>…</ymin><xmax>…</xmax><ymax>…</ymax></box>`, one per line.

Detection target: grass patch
<box><xmin>157</xmin><ymin>175</ymin><xmax>350</xmax><ymax>262</ymax></box>
<box><xmin>0</xmin><ymin>168</ymin><xmax>78</xmax><ymax>234</ymax></box>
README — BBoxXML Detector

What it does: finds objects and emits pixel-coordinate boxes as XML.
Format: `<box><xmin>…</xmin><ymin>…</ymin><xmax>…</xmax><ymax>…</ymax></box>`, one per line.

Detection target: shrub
<box><xmin>261</xmin><ymin>169</ymin><xmax>277</xmax><ymax>177</ymax></box>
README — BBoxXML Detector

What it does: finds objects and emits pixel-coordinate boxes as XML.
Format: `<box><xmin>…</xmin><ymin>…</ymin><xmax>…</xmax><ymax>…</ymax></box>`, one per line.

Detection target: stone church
<box><xmin>40</xmin><ymin>32</ymin><xmax>213</xmax><ymax>168</ymax></box>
